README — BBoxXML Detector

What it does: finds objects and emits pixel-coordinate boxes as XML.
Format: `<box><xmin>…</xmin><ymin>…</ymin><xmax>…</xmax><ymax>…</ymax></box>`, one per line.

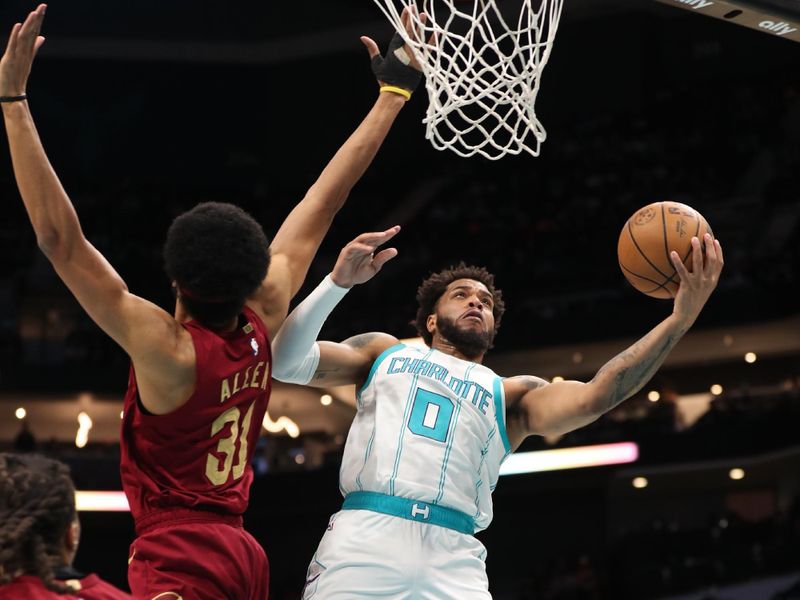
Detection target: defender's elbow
<box><xmin>37</xmin><ymin>230</ymin><xmax>67</xmax><ymax>261</ymax></box>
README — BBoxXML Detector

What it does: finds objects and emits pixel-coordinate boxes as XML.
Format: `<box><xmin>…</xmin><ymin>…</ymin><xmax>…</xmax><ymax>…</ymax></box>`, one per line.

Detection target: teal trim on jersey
<box><xmin>352</xmin><ymin>344</ymin><xmax>405</xmax><ymax>490</ymax></box>
<box><xmin>356</xmin><ymin>343</ymin><xmax>406</xmax><ymax>407</ymax></box>
<box><xmin>343</xmin><ymin>491</ymin><xmax>475</xmax><ymax>535</ymax></box>
<box><xmin>494</xmin><ymin>377</ymin><xmax>512</xmax><ymax>455</ymax></box>
<box><xmin>389</xmin><ymin>348</ymin><xmax>434</xmax><ymax>496</ymax></box>
<box><xmin>472</xmin><ymin>423</ymin><xmax>497</xmax><ymax>517</ymax></box>
<box><xmin>355</xmin><ymin>426</ymin><xmax>376</xmax><ymax>491</ymax></box>
<box><xmin>434</xmin><ymin>362</ymin><xmax>472</xmax><ymax>504</ymax></box>
<box><xmin>434</xmin><ymin>399</ymin><xmax>461</xmax><ymax>504</ymax></box>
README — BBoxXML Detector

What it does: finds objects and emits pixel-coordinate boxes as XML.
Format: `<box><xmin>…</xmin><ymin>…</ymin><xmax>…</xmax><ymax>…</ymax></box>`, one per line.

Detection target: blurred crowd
<box><xmin>502</xmin><ymin>498</ymin><xmax>800</xmax><ymax>600</ymax></box>
<box><xmin>0</xmin><ymin>74</ymin><xmax>798</xmax><ymax>393</ymax></box>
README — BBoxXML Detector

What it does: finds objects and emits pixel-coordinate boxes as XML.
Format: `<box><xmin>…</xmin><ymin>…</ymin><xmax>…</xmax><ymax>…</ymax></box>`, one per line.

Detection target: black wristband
<box><xmin>0</xmin><ymin>94</ymin><xmax>27</xmax><ymax>103</ymax></box>
<box><xmin>371</xmin><ymin>32</ymin><xmax>423</xmax><ymax>94</ymax></box>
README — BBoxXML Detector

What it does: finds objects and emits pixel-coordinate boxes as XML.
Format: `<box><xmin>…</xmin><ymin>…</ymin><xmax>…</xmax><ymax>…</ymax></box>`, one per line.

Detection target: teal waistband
<box><xmin>342</xmin><ymin>491</ymin><xmax>475</xmax><ymax>535</ymax></box>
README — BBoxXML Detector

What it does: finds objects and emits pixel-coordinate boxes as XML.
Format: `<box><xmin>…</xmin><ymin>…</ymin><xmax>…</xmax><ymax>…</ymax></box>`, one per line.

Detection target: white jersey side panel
<box><xmin>339</xmin><ymin>344</ymin><xmax>511</xmax><ymax>531</ymax></box>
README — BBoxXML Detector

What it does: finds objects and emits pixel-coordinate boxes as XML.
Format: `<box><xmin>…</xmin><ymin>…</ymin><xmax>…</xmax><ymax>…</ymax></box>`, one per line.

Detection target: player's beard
<box><xmin>436</xmin><ymin>315</ymin><xmax>494</xmax><ymax>359</ymax></box>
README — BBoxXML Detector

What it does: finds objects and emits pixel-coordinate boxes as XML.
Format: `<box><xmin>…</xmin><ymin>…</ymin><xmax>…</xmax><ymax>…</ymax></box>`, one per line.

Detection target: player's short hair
<box><xmin>164</xmin><ymin>202</ymin><xmax>270</xmax><ymax>328</ymax></box>
<box><xmin>0</xmin><ymin>453</ymin><xmax>76</xmax><ymax>593</ymax></box>
<box><xmin>414</xmin><ymin>263</ymin><xmax>505</xmax><ymax>346</ymax></box>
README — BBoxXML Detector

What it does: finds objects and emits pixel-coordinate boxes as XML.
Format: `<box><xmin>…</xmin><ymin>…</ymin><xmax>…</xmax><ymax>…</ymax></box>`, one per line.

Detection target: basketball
<box><xmin>617</xmin><ymin>201</ymin><xmax>713</xmax><ymax>299</ymax></box>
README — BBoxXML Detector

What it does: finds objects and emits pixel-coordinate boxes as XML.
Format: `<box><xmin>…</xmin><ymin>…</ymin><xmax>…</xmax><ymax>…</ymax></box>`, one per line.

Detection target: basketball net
<box><xmin>372</xmin><ymin>0</ymin><xmax>565</xmax><ymax>160</ymax></box>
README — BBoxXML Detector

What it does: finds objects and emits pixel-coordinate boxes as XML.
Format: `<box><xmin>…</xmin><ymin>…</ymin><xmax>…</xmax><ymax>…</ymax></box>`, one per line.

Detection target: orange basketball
<box><xmin>617</xmin><ymin>201</ymin><xmax>713</xmax><ymax>299</ymax></box>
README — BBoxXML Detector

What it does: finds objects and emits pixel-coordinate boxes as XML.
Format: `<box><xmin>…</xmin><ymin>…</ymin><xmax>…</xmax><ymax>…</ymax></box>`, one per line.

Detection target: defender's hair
<box><xmin>0</xmin><ymin>454</ymin><xmax>75</xmax><ymax>594</ymax></box>
<box><xmin>414</xmin><ymin>263</ymin><xmax>505</xmax><ymax>346</ymax></box>
<box><xmin>164</xmin><ymin>202</ymin><xmax>270</xmax><ymax>328</ymax></box>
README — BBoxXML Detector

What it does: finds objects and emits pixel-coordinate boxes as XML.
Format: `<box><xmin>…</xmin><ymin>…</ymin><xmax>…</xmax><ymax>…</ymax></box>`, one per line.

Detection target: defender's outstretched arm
<box><xmin>506</xmin><ymin>234</ymin><xmax>724</xmax><ymax>445</ymax></box>
<box><xmin>254</xmin><ymin>10</ymin><xmax>426</xmax><ymax>334</ymax></box>
<box><xmin>1</xmin><ymin>6</ymin><xmax>188</xmax><ymax>381</ymax></box>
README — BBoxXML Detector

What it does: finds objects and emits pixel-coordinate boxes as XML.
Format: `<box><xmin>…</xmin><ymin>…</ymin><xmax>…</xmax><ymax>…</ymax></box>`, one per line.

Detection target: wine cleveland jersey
<box><xmin>120</xmin><ymin>306</ymin><xmax>271</xmax><ymax>531</ymax></box>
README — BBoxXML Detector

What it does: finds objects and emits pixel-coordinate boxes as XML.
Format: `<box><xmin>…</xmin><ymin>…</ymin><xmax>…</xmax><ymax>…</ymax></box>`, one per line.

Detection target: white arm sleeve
<box><xmin>271</xmin><ymin>274</ymin><xmax>350</xmax><ymax>384</ymax></box>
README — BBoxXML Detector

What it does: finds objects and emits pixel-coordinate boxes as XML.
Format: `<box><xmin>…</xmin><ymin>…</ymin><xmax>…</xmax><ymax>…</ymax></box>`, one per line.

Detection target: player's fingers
<box><xmin>344</xmin><ymin>242</ymin><xmax>377</xmax><ymax>258</ymax></box>
<box><xmin>374</xmin><ymin>225</ymin><xmax>401</xmax><ymax>244</ymax></box>
<box><xmin>714</xmin><ymin>239</ymin><xmax>724</xmax><ymax>268</ymax></box>
<box><xmin>360</xmin><ymin>36</ymin><xmax>380</xmax><ymax>60</ymax></box>
<box><xmin>400</xmin><ymin>6</ymin><xmax>411</xmax><ymax>32</ymax></box>
<box><xmin>418</xmin><ymin>12</ymin><xmax>430</xmax><ymax>44</ymax></box>
<box><xmin>412</xmin><ymin>14</ymin><xmax>425</xmax><ymax>45</ymax></box>
<box><xmin>690</xmin><ymin>236</ymin><xmax>702</xmax><ymax>276</ymax></box>
<box><xmin>5</xmin><ymin>23</ymin><xmax>22</xmax><ymax>55</ymax></box>
<box><xmin>350</xmin><ymin>233</ymin><xmax>386</xmax><ymax>248</ymax></box>
<box><xmin>371</xmin><ymin>248</ymin><xmax>398</xmax><ymax>270</ymax></box>
<box><xmin>421</xmin><ymin>13</ymin><xmax>437</xmax><ymax>50</ymax></box>
<box><xmin>353</xmin><ymin>226</ymin><xmax>401</xmax><ymax>247</ymax></box>
<box><xmin>671</xmin><ymin>250</ymin><xmax>691</xmax><ymax>283</ymax></box>
<box><xmin>33</xmin><ymin>36</ymin><xmax>45</xmax><ymax>54</ymax></box>
<box><xmin>33</xmin><ymin>5</ymin><xmax>47</xmax><ymax>32</ymax></box>
<box><xmin>427</xmin><ymin>29</ymin><xmax>437</xmax><ymax>49</ymax></box>
<box><xmin>408</xmin><ymin>7</ymin><xmax>423</xmax><ymax>42</ymax></box>
<box><xmin>20</xmin><ymin>9</ymin><xmax>42</xmax><ymax>41</ymax></box>
<box><xmin>701</xmin><ymin>233</ymin><xmax>717</xmax><ymax>275</ymax></box>
<box><xmin>33</xmin><ymin>4</ymin><xmax>47</xmax><ymax>23</ymax></box>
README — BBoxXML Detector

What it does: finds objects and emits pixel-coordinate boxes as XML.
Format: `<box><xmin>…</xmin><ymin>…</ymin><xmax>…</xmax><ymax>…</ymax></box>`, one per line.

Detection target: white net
<box><xmin>372</xmin><ymin>0</ymin><xmax>565</xmax><ymax>160</ymax></box>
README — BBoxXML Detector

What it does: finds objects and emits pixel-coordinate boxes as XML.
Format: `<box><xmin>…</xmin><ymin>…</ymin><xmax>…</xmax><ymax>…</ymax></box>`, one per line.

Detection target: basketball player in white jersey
<box><xmin>272</xmin><ymin>228</ymin><xmax>723</xmax><ymax>599</ymax></box>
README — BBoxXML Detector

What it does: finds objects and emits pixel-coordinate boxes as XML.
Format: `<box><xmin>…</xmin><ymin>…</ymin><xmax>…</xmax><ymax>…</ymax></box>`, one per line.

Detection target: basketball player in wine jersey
<box><xmin>271</xmin><ymin>230</ymin><xmax>723</xmax><ymax>598</ymax></box>
<box><xmin>1</xmin><ymin>5</ymin><xmax>424</xmax><ymax>598</ymax></box>
<box><xmin>0</xmin><ymin>453</ymin><xmax>131</xmax><ymax>600</ymax></box>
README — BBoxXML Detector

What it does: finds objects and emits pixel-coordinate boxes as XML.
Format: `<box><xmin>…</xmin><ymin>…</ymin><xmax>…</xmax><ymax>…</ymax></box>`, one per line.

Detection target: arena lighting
<box><xmin>320</xmin><ymin>394</ymin><xmax>333</xmax><ymax>406</ymax></box>
<box><xmin>499</xmin><ymin>442</ymin><xmax>639</xmax><ymax>476</ymax></box>
<box><xmin>710</xmin><ymin>384</ymin><xmax>723</xmax><ymax>395</ymax></box>
<box><xmin>75</xmin><ymin>444</ymin><xmax>637</xmax><ymax>509</ymax></box>
<box><xmin>15</xmin><ymin>407</ymin><xmax>26</xmax><ymax>419</ymax></box>
<box><xmin>551</xmin><ymin>376</ymin><xmax>565</xmax><ymax>383</ymax></box>
<box><xmin>262</xmin><ymin>411</ymin><xmax>300</xmax><ymax>438</ymax></box>
<box><xmin>75</xmin><ymin>491</ymin><xmax>130</xmax><ymax>512</ymax></box>
<box><xmin>745</xmin><ymin>352</ymin><xmax>757</xmax><ymax>363</ymax></box>
<box><xmin>632</xmin><ymin>477</ymin><xmax>648</xmax><ymax>489</ymax></box>
<box><xmin>729</xmin><ymin>468</ymin><xmax>745</xmax><ymax>480</ymax></box>
<box><xmin>647</xmin><ymin>390</ymin><xmax>660</xmax><ymax>402</ymax></box>
<box><xmin>75</xmin><ymin>412</ymin><xmax>92</xmax><ymax>448</ymax></box>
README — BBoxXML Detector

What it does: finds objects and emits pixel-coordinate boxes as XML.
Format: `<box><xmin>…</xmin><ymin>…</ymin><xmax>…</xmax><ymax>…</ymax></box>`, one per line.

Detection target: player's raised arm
<box><xmin>0</xmin><ymin>6</ymin><xmax>188</xmax><ymax>377</ymax></box>
<box><xmin>253</xmin><ymin>10</ymin><xmax>427</xmax><ymax>334</ymax></box>
<box><xmin>271</xmin><ymin>227</ymin><xmax>402</xmax><ymax>388</ymax></box>
<box><xmin>505</xmin><ymin>234</ymin><xmax>724</xmax><ymax>446</ymax></box>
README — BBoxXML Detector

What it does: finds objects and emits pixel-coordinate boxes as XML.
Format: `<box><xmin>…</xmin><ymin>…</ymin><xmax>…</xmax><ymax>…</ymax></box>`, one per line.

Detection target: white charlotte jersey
<box><xmin>339</xmin><ymin>343</ymin><xmax>511</xmax><ymax>532</ymax></box>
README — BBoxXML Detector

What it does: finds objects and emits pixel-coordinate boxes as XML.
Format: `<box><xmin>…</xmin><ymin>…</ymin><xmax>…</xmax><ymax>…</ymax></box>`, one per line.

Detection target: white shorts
<box><xmin>302</xmin><ymin>509</ymin><xmax>491</xmax><ymax>600</ymax></box>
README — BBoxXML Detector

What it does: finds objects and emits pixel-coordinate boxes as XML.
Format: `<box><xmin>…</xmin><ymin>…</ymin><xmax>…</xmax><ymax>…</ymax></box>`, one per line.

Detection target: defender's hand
<box><xmin>0</xmin><ymin>4</ymin><xmax>46</xmax><ymax>98</ymax></box>
<box><xmin>331</xmin><ymin>226</ymin><xmax>400</xmax><ymax>288</ymax></box>
<box><xmin>670</xmin><ymin>233</ymin><xmax>724</xmax><ymax>326</ymax></box>
<box><xmin>361</xmin><ymin>7</ymin><xmax>428</xmax><ymax>92</ymax></box>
